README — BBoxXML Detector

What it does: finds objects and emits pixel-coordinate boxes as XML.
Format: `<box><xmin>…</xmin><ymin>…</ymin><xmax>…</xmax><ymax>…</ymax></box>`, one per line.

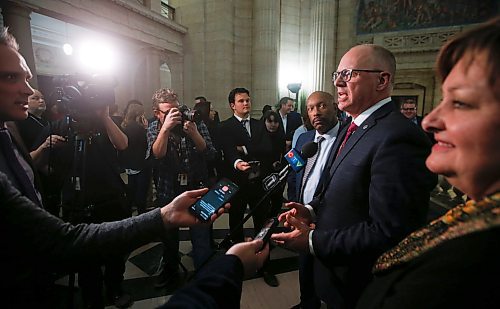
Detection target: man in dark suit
<box><xmin>401</xmin><ymin>98</ymin><xmax>435</xmax><ymax>144</ymax></box>
<box><xmin>220</xmin><ymin>87</ymin><xmax>278</xmax><ymax>286</ymax></box>
<box><xmin>400</xmin><ymin>98</ymin><xmax>422</xmax><ymax>125</ymax></box>
<box><xmin>277</xmin><ymin>96</ymin><xmax>303</xmax><ymax>151</ymax></box>
<box><xmin>273</xmin><ymin>44</ymin><xmax>437</xmax><ymax>309</ymax></box>
<box><xmin>287</xmin><ymin>91</ymin><xmax>341</xmax><ymax>309</ymax></box>
<box><xmin>0</xmin><ymin>26</ymin><xmax>46</xmax><ymax>208</ymax></box>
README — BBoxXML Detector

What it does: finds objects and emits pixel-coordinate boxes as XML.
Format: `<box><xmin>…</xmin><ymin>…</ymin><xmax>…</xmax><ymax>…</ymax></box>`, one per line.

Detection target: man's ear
<box><xmin>229</xmin><ymin>102</ymin><xmax>235</xmax><ymax>111</ymax></box>
<box><xmin>376</xmin><ymin>72</ymin><xmax>391</xmax><ymax>90</ymax></box>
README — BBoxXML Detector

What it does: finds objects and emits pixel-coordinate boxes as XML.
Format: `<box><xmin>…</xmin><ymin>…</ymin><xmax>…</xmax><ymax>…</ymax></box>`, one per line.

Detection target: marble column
<box><xmin>1</xmin><ymin>1</ymin><xmax>38</xmax><ymax>87</ymax></box>
<box><xmin>165</xmin><ymin>53</ymin><xmax>184</xmax><ymax>102</ymax></box>
<box><xmin>309</xmin><ymin>0</ymin><xmax>337</xmax><ymax>92</ymax></box>
<box><xmin>252</xmin><ymin>0</ymin><xmax>280</xmax><ymax>115</ymax></box>
<box><xmin>145</xmin><ymin>48</ymin><xmax>160</xmax><ymax>102</ymax></box>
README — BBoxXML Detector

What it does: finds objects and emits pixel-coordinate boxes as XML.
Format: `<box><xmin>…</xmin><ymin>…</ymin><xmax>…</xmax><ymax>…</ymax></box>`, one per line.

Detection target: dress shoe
<box><xmin>262</xmin><ymin>271</ymin><xmax>280</xmax><ymax>287</ymax></box>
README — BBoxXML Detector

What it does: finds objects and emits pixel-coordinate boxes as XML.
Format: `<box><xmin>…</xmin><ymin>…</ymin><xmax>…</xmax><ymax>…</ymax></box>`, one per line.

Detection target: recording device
<box><xmin>49</xmin><ymin>74</ymin><xmax>117</xmax><ymax>115</ymax></box>
<box><xmin>254</xmin><ymin>217</ymin><xmax>279</xmax><ymax>250</ymax></box>
<box><xmin>262</xmin><ymin>142</ymin><xmax>318</xmax><ymax>191</ymax></box>
<box><xmin>190</xmin><ymin>178</ymin><xmax>239</xmax><ymax>221</ymax></box>
<box><xmin>178</xmin><ymin>104</ymin><xmax>202</xmax><ymax>124</ymax></box>
<box><xmin>247</xmin><ymin>160</ymin><xmax>261</xmax><ymax>180</ymax></box>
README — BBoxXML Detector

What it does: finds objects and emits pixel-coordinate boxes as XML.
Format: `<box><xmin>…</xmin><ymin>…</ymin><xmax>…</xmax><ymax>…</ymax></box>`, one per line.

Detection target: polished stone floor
<box><xmin>52</xmin><ymin>188</ymin><xmax>454</xmax><ymax>308</ymax></box>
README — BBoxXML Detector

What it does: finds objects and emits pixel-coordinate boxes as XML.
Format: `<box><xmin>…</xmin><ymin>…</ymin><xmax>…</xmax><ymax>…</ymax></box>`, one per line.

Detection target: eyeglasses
<box><xmin>332</xmin><ymin>69</ymin><xmax>383</xmax><ymax>82</ymax></box>
<box><xmin>156</xmin><ymin>109</ymin><xmax>170</xmax><ymax>115</ymax></box>
<box><xmin>401</xmin><ymin>108</ymin><xmax>417</xmax><ymax>111</ymax></box>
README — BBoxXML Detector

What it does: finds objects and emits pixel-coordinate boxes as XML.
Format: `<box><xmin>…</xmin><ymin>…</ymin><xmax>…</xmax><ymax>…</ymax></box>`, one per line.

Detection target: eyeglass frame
<box><xmin>154</xmin><ymin>101</ymin><xmax>180</xmax><ymax>115</ymax></box>
<box><xmin>332</xmin><ymin>69</ymin><xmax>384</xmax><ymax>82</ymax></box>
<box><xmin>401</xmin><ymin>107</ymin><xmax>417</xmax><ymax>111</ymax></box>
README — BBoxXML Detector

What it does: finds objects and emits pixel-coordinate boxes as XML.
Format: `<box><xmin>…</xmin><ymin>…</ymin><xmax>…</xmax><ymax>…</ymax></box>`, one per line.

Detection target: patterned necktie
<box><xmin>336</xmin><ymin>122</ymin><xmax>358</xmax><ymax>157</ymax></box>
<box><xmin>299</xmin><ymin>136</ymin><xmax>325</xmax><ymax>202</ymax></box>
<box><xmin>0</xmin><ymin>128</ymin><xmax>42</xmax><ymax>207</ymax></box>
<box><xmin>241</xmin><ymin>119</ymin><xmax>250</xmax><ymax>137</ymax></box>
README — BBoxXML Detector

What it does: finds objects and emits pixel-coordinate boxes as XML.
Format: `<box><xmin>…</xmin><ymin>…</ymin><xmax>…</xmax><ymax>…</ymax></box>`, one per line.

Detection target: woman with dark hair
<box><xmin>261</xmin><ymin>110</ymin><xmax>286</xmax><ymax>178</ymax></box>
<box><xmin>119</xmin><ymin>99</ymin><xmax>150</xmax><ymax>214</ymax></box>
<box><xmin>260</xmin><ymin>104</ymin><xmax>272</xmax><ymax>120</ymax></box>
<box><xmin>355</xmin><ymin>17</ymin><xmax>500</xmax><ymax>309</ymax></box>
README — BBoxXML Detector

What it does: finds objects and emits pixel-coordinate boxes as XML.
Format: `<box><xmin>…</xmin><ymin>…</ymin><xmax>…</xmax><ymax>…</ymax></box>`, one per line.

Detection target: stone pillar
<box><xmin>251</xmin><ymin>0</ymin><xmax>280</xmax><ymax>115</ymax></box>
<box><xmin>166</xmin><ymin>53</ymin><xmax>184</xmax><ymax>102</ymax></box>
<box><xmin>309</xmin><ymin>0</ymin><xmax>337</xmax><ymax>92</ymax></box>
<box><xmin>1</xmin><ymin>1</ymin><xmax>38</xmax><ymax>87</ymax></box>
<box><xmin>145</xmin><ymin>47</ymin><xmax>162</xmax><ymax>100</ymax></box>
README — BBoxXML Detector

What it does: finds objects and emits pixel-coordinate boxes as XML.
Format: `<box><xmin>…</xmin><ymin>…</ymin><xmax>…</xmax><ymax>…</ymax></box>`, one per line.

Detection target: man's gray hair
<box><xmin>0</xmin><ymin>27</ymin><xmax>19</xmax><ymax>51</ymax></box>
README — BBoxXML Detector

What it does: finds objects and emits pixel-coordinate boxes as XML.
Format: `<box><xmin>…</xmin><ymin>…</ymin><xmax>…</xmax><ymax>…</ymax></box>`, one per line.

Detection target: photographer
<box><xmin>119</xmin><ymin>99</ymin><xmax>150</xmax><ymax>214</ymax></box>
<box><xmin>33</xmin><ymin>83</ymin><xmax>132</xmax><ymax>308</ymax></box>
<box><xmin>0</xmin><ymin>27</ymin><xmax>229</xmax><ymax>309</ymax></box>
<box><xmin>147</xmin><ymin>88</ymin><xmax>217</xmax><ymax>288</ymax></box>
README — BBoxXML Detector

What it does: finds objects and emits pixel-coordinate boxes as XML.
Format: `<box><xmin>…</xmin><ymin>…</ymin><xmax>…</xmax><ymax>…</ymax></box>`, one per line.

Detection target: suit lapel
<box><xmin>230</xmin><ymin>116</ymin><xmax>251</xmax><ymax>142</ymax></box>
<box><xmin>321</xmin><ymin>103</ymin><xmax>395</xmax><ymax>194</ymax></box>
<box><xmin>249</xmin><ymin>118</ymin><xmax>259</xmax><ymax>141</ymax></box>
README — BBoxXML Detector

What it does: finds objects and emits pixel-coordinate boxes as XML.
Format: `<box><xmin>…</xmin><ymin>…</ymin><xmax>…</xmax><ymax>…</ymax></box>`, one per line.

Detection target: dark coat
<box><xmin>279</xmin><ymin>110</ymin><xmax>303</xmax><ymax>141</ymax></box>
<box><xmin>310</xmin><ymin>102</ymin><xmax>437</xmax><ymax>308</ymax></box>
<box><xmin>356</xmin><ymin>227</ymin><xmax>500</xmax><ymax>309</ymax></box>
<box><xmin>0</xmin><ymin>171</ymin><xmax>165</xmax><ymax>308</ymax></box>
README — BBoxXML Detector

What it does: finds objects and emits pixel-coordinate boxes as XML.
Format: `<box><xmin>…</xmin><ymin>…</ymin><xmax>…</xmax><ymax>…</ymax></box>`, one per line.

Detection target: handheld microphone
<box><xmin>262</xmin><ymin>141</ymin><xmax>318</xmax><ymax>191</ymax></box>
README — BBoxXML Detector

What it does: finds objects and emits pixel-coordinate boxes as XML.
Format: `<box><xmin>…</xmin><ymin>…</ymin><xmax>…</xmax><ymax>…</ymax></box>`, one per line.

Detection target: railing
<box><xmin>161</xmin><ymin>1</ymin><xmax>175</xmax><ymax>20</ymax></box>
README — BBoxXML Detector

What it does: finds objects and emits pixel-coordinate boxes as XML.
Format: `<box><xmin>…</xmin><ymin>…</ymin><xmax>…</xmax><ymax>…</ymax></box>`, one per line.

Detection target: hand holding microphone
<box><xmin>262</xmin><ymin>141</ymin><xmax>318</xmax><ymax>191</ymax></box>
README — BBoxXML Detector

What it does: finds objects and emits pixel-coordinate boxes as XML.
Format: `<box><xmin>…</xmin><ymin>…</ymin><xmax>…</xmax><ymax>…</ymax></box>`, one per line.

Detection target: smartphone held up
<box><xmin>190</xmin><ymin>178</ymin><xmax>239</xmax><ymax>221</ymax></box>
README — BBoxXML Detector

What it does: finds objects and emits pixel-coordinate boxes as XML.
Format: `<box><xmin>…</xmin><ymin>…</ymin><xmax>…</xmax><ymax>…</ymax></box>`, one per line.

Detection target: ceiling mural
<box><xmin>357</xmin><ymin>0</ymin><xmax>499</xmax><ymax>34</ymax></box>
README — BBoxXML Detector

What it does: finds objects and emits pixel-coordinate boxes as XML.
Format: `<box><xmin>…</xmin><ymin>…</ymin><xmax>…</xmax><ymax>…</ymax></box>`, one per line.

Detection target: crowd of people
<box><xmin>0</xmin><ymin>15</ymin><xmax>498</xmax><ymax>309</ymax></box>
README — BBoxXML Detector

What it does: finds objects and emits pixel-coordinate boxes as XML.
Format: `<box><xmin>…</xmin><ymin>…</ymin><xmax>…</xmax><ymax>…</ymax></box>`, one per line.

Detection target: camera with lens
<box><xmin>178</xmin><ymin>104</ymin><xmax>202</xmax><ymax>124</ymax></box>
<box><xmin>49</xmin><ymin>74</ymin><xmax>117</xmax><ymax>115</ymax></box>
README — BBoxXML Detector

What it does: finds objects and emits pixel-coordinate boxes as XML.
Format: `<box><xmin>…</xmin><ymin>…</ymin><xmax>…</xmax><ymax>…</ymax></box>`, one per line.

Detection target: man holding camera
<box><xmin>32</xmin><ymin>83</ymin><xmax>132</xmax><ymax>307</ymax></box>
<box><xmin>147</xmin><ymin>88</ymin><xmax>217</xmax><ymax>288</ymax></box>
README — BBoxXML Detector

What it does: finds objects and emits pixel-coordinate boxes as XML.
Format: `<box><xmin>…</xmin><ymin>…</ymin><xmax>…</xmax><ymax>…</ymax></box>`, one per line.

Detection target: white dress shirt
<box><xmin>302</xmin><ymin>123</ymin><xmax>340</xmax><ymax>205</ymax></box>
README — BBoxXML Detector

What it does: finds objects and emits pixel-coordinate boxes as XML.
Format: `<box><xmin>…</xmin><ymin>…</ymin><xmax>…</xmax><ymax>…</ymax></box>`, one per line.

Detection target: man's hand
<box><xmin>271</xmin><ymin>214</ymin><xmax>313</xmax><ymax>253</ymax></box>
<box><xmin>139</xmin><ymin>114</ymin><xmax>148</xmax><ymax>129</ymax></box>
<box><xmin>95</xmin><ymin>105</ymin><xmax>110</xmax><ymax>120</ymax></box>
<box><xmin>160</xmin><ymin>188</ymin><xmax>229</xmax><ymax>227</ymax></box>
<box><xmin>235</xmin><ymin>161</ymin><xmax>251</xmax><ymax>172</ymax></box>
<box><xmin>160</xmin><ymin>108</ymin><xmax>182</xmax><ymax>133</ymax></box>
<box><xmin>182</xmin><ymin>120</ymin><xmax>200</xmax><ymax>137</ymax></box>
<box><xmin>41</xmin><ymin>134</ymin><xmax>66</xmax><ymax>150</ymax></box>
<box><xmin>226</xmin><ymin>239</ymin><xmax>269</xmax><ymax>277</ymax></box>
<box><xmin>277</xmin><ymin>202</ymin><xmax>313</xmax><ymax>227</ymax></box>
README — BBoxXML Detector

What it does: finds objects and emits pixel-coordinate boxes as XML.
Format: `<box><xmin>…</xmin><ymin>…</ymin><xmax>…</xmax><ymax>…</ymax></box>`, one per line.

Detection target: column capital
<box><xmin>1</xmin><ymin>1</ymin><xmax>33</xmax><ymax>19</ymax></box>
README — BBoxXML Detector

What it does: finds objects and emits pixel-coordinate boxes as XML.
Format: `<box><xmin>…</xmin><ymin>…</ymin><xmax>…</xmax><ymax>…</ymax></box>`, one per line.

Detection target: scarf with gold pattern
<box><xmin>374</xmin><ymin>192</ymin><xmax>500</xmax><ymax>273</ymax></box>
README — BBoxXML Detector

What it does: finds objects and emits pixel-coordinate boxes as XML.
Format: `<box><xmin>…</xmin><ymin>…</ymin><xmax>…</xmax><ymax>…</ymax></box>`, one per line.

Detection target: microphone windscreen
<box><xmin>301</xmin><ymin>141</ymin><xmax>318</xmax><ymax>159</ymax></box>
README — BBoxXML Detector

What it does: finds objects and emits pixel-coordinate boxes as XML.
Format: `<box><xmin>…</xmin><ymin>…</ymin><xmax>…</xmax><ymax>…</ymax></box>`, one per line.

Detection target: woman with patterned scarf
<box><xmin>356</xmin><ymin>16</ymin><xmax>500</xmax><ymax>309</ymax></box>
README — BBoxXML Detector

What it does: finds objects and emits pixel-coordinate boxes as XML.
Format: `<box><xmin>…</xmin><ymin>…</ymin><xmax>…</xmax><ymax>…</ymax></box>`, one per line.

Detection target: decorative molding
<box><xmin>357</xmin><ymin>27</ymin><xmax>462</xmax><ymax>52</ymax></box>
